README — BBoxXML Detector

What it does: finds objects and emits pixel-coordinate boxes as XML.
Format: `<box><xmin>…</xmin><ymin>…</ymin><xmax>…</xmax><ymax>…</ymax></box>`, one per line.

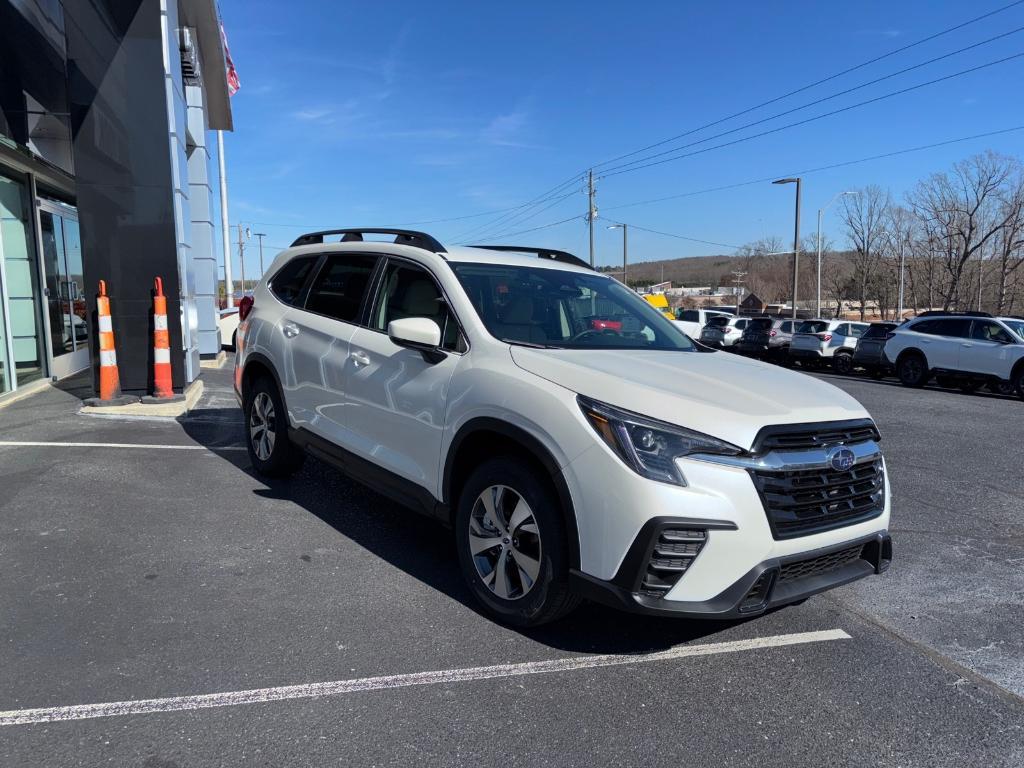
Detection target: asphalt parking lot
<box><xmin>0</xmin><ymin>361</ymin><xmax>1022</xmax><ymax>767</ymax></box>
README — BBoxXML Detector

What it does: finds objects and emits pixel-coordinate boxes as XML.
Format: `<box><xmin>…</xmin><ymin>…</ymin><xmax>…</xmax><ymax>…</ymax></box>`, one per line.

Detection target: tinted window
<box><xmin>305</xmin><ymin>253</ymin><xmax>379</xmax><ymax>322</ymax></box>
<box><xmin>848</xmin><ymin>325</ymin><xmax>867</xmax><ymax>338</ymax></box>
<box><xmin>780</xmin><ymin>321</ymin><xmax>793</xmax><ymax>333</ymax></box>
<box><xmin>863</xmin><ymin>323</ymin><xmax>896</xmax><ymax>339</ymax></box>
<box><xmin>679</xmin><ymin>309</ymin><xmax>699</xmax><ymax>322</ymax></box>
<box><xmin>735</xmin><ymin>319</ymin><xmax>748</xmax><ymax>330</ymax></box>
<box><xmin>708</xmin><ymin>316</ymin><xmax>730</xmax><ymax>328</ymax></box>
<box><xmin>1003</xmin><ymin>319</ymin><xmax>1024</xmax><ymax>340</ymax></box>
<box><xmin>450</xmin><ymin>263</ymin><xmax>695</xmax><ymax>350</ymax></box>
<box><xmin>371</xmin><ymin>261</ymin><xmax>465</xmax><ymax>352</ymax></box>
<box><xmin>798</xmin><ymin>320</ymin><xmax>828</xmax><ymax>334</ymax></box>
<box><xmin>834</xmin><ymin>324</ymin><xmax>848</xmax><ymax>336</ymax></box>
<box><xmin>748</xmin><ymin>318</ymin><xmax>773</xmax><ymax>331</ymax></box>
<box><xmin>269</xmin><ymin>255</ymin><xmax>318</xmax><ymax>305</ymax></box>
<box><xmin>911</xmin><ymin>319</ymin><xmax>937</xmax><ymax>334</ymax></box>
<box><xmin>933</xmin><ymin>318</ymin><xmax>972</xmax><ymax>338</ymax></box>
<box><xmin>971</xmin><ymin>321</ymin><xmax>1014</xmax><ymax>343</ymax></box>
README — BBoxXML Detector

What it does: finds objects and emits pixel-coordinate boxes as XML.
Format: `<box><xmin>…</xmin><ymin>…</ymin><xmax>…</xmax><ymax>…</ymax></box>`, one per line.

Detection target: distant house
<box><xmin>739</xmin><ymin>293</ymin><xmax>766</xmax><ymax>315</ymax></box>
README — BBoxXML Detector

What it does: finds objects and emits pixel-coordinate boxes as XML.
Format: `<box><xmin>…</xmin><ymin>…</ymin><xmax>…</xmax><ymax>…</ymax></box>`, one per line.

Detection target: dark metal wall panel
<box><xmin>63</xmin><ymin>0</ymin><xmax>185</xmax><ymax>394</ymax></box>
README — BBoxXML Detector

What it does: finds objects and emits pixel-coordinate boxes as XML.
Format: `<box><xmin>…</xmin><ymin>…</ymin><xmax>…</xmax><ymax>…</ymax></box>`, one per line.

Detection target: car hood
<box><xmin>509</xmin><ymin>347</ymin><xmax>870</xmax><ymax>451</ymax></box>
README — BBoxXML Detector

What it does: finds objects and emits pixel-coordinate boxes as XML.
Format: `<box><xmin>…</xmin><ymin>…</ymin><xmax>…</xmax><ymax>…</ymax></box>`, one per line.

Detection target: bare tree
<box><xmin>992</xmin><ymin>172</ymin><xmax>1024</xmax><ymax>314</ymax></box>
<box><xmin>840</xmin><ymin>186</ymin><xmax>890</xmax><ymax>320</ymax></box>
<box><xmin>908</xmin><ymin>151</ymin><xmax>1020</xmax><ymax>310</ymax></box>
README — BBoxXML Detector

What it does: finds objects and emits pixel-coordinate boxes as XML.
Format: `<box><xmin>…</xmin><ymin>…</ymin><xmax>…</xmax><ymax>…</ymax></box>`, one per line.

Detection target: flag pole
<box><xmin>217</xmin><ymin>130</ymin><xmax>233</xmax><ymax>309</ymax></box>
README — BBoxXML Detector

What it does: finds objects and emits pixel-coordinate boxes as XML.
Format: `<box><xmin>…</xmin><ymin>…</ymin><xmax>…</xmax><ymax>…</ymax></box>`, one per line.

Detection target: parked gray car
<box><xmin>852</xmin><ymin>322</ymin><xmax>899</xmax><ymax>378</ymax></box>
<box><xmin>734</xmin><ymin>317</ymin><xmax>797</xmax><ymax>360</ymax></box>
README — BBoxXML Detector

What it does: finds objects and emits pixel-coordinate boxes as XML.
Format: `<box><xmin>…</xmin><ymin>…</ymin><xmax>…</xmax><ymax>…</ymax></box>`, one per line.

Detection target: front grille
<box><xmin>750</xmin><ymin>459</ymin><xmax>885</xmax><ymax>539</ymax></box>
<box><xmin>639</xmin><ymin>528</ymin><xmax>706</xmax><ymax>598</ymax></box>
<box><xmin>778</xmin><ymin>544</ymin><xmax>864</xmax><ymax>583</ymax></box>
<box><xmin>754</xmin><ymin>420</ymin><xmax>880</xmax><ymax>453</ymax></box>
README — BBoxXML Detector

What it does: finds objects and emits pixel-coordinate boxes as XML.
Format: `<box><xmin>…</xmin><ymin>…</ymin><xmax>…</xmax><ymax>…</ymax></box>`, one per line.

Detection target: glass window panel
<box><xmin>0</xmin><ymin>174</ymin><xmax>45</xmax><ymax>384</ymax></box>
<box><xmin>62</xmin><ymin>218</ymin><xmax>86</xmax><ymax>350</ymax></box>
<box><xmin>40</xmin><ymin>211</ymin><xmax>71</xmax><ymax>355</ymax></box>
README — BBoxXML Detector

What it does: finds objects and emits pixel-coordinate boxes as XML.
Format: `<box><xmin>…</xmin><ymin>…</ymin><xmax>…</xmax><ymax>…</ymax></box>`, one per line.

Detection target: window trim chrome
<box><xmin>688</xmin><ymin>439</ymin><xmax>881</xmax><ymax>472</ymax></box>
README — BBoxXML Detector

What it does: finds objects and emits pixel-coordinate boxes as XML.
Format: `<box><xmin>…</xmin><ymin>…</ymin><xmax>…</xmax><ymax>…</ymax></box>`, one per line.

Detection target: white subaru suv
<box><xmin>234</xmin><ymin>229</ymin><xmax>892</xmax><ymax>626</ymax></box>
<box><xmin>884</xmin><ymin>312</ymin><xmax>1024</xmax><ymax>397</ymax></box>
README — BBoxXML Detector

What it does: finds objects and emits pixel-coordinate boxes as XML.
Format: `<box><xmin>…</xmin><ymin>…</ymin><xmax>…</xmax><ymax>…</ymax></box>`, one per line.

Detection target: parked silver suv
<box><xmin>735</xmin><ymin>317</ymin><xmax>797</xmax><ymax>360</ymax></box>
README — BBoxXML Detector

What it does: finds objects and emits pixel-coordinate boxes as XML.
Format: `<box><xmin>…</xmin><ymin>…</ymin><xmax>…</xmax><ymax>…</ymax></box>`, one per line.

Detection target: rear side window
<box><xmin>679</xmin><ymin>309</ymin><xmax>699</xmax><ymax>322</ymax></box>
<box><xmin>735</xmin><ymin>319</ymin><xmax>748</xmax><ymax>330</ymax></box>
<box><xmin>780</xmin><ymin>321</ymin><xmax>793</xmax><ymax>333</ymax></box>
<box><xmin>848</xmin><ymin>324</ymin><xmax>867</xmax><ymax>338</ymax></box>
<box><xmin>305</xmin><ymin>253</ymin><xmax>379</xmax><ymax>323</ymax></box>
<box><xmin>834</xmin><ymin>324</ymin><xmax>849</xmax><ymax>336</ymax></box>
<box><xmin>933</xmin><ymin>318</ymin><xmax>972</xmax><ymax>338</ymax></box>
<box><xmin>749</xmin><ymin>318</ymin><xmax>773</xmax><ymax>331</ymax></box>
<box><xmin>269</xmin><ymin>256</ymin><xmax>318</xmax><ymax>305</ymax></box>
<box><xmin>708</xmin><ymin>316</ymin><xmax>729</xmax><ymax>327</ymax></box>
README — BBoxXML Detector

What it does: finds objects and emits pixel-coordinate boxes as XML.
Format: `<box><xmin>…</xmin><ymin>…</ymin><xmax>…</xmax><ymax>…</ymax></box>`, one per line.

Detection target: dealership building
<box><xmin>0</xmin><ymin>0</ymin><xmax>234</xmax><ymax>400</ymax></box>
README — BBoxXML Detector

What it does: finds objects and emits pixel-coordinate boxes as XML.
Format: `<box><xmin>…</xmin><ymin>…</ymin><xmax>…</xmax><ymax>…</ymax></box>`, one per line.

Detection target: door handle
<box><xmin>282</xmin><ymin>323</ymin><xmax>300</xmax><ymax>338</ymax></box>
<box><xmin>351</xmin><ymin>351</ymin><xmax>370</xmax><ymax>366</ymax></box>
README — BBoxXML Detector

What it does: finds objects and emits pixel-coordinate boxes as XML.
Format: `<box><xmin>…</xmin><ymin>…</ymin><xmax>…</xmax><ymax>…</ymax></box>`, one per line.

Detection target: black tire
<box><xmin>935</xmin><ymin>375</ymin><xmax>956</xmax><ymax>389</ymax></box>
<box><xmin>896</xmin><ymin>352</ymin><xmax>929</xmax><ymax>388</ymax></box>
<box><xmin>989</xmin><ymin>380</ymin><xmax>1014</xmax><ymax>396</ymax></box>
<box><xmin>455</xmin><ymin>457</ymin><xmax>580</xmax><ymax>627</ymax></box>
<box><xmin>1014</xmin><ymin>367</ymin><xmax>1024</xmax><ymax>401</ymax></box>
<box><xmin>243</xmin><ymin>375</ymin><xmax>305</xmax><ymax>476</ymax></box>
<box><xmin>833</xmin><ymin>351</ymin><xmax>854</xmax><ymax>375</ymax></box>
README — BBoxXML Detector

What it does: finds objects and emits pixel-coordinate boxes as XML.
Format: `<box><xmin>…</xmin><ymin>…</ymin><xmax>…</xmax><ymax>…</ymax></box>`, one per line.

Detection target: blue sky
<box><xmin>216</xmin><ymin>0</ymin><xmax>1024</xmax><ymax>278</ymax></box>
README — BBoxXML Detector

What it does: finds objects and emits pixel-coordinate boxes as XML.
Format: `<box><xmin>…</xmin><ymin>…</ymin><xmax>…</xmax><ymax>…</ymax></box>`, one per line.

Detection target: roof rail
<box><xmin>915</xmin><ymin>310</ymin><xmax>992</xmax><ymax>318</ymax></box>
<box><xmin>468</xmin><ymin>245</ymin><xmax>591</xmax><ymax>270</ymax></box>
<box><xmin>290</xmin><ymin>228</ymin><xmax>446</xmax><ymax>253</ymax></box>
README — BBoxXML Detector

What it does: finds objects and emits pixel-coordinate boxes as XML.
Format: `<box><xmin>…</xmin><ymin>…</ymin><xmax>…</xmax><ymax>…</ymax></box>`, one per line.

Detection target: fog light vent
<box><xmin>739</xmin><ymin>570</ymin><xmax>776</xmax><ymax>613</ymax></box>
<box><xmin>639</xmin><ymin>528</ymin><xmax>707</xmax><ymax>598</ymax></box>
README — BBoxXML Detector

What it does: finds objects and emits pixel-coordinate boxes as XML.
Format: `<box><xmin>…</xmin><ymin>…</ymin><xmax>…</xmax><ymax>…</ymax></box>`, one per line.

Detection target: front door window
<box><xmin>40</xmin><ymin>210</ymin><xmax>87</xmax><ymax>358</ymax></box>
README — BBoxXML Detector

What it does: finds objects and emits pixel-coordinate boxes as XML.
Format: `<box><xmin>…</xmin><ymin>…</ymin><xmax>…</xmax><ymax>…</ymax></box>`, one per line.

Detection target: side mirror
<box><xmin>388</xmin><ymin>317</ymin><xmax>446</xmax><ymax>363</ymax></box>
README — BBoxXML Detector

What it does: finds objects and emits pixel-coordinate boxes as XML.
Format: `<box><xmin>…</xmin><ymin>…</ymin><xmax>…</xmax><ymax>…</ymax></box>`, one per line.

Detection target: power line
<box><xmin>468</xmin><ymin>215</ymin><xmax>583</xmax><ymax>242</ymax></box>
<box><xmin>450</xmin><ymin>173</ymin><xmax>584</xmax><ymax>242</ymax></box>
<box><xmin>601</xmin><ymin>125</ymin><xmax>1024</xmax><ymax>213</ymax></box>
<box><xmin>466</xmin><ymin>188</ymin><xmax>581</xmax><ymax>243</ymax></box>
<box><xmin>454</xmin><ymin>187</ymin><xmax>580</xmax><ymax>243</ymax></box>
<box><xmin>624</xmin><ymin>224</ymin><xmax>741</xmax><ymax>251</ymax></box>
<box><xmin>590</xmin><ymin>0</ymin><xmax>1024</xmax><ymax>170</ymax></box>
<box><xmin>598</xmin><ymin>51</ymin><xmax>1024</xmax><ymax>179</ymax></box>
<box><xmin>595</xmin><ymin>27</ymin><xmax>1024</xmax><ymax>177</ymax></box>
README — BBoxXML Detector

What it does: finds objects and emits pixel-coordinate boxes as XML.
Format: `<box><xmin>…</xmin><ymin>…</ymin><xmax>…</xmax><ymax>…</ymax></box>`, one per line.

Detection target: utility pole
<box><xmin>773</xmin><ymin>177</ymin><xmax>802</xmax><ymax>319</ymax></box>
<box><xmin>254</xmin><ymin>232</ymin><xmax>267</xmax><ymax>277</ymax></box>
<box><xmin>217</xmin><ymin>131</ymin><xmax>234</xmax><ymax>308</ymax></box>
<box><xmin>587</xmin><ymin>170</ymin><xmax>596</xmax><ymax>268</ymax></box>
<box><xmin>237</xmin><ymin>224</ymin><xmax>249</xmax><ymax>296</ymax></box>
<box><xmin>607</xmin><ymin>223</ymin><xmax>628</xmax><ymax>285</ymax></box>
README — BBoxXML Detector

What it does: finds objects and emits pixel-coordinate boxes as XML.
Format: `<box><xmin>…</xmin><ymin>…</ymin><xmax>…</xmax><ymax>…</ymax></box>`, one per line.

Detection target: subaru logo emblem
<box><xmin>828</xmin><ymin>447</ymin><xmax>856</xmax><ymax>472</ymax></box>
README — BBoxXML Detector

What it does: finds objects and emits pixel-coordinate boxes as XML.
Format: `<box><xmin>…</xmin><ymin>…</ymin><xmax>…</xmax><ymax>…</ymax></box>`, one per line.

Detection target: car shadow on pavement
<box><xmin>180</xmin><ymin>408</ymin><xmax>751</xmax><ymax>655</ymax></box>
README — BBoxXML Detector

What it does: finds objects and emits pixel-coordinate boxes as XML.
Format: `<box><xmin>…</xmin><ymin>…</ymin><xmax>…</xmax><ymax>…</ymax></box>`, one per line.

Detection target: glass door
<box><xmin>0</xmin><ymin>172</ymin><xmax>46</xmax><ymax>388</ymax></box>
<box><xmin>39</xmin><ymin>201</ymin><xmax>88</xmax><ymax>379</ymax></box>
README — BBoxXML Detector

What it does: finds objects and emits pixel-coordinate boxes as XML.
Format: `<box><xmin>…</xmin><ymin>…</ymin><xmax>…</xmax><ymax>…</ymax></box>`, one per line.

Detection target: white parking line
<box><xmin>0</xmin><ymin>629</ymin><xmax>850</xmax><ymax>726</ymax></box>
<box><xmin>0</xmin><ymin>441</ymin><xmax>245</xmax><ymax>452</ymax></box>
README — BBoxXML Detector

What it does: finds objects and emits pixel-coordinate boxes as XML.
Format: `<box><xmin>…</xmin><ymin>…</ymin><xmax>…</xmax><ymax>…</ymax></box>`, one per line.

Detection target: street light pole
<box><xmin>815</xmin><ymin>191</ymin><xmax>853</xmax><ymax>318</ymax></box>
<box><xmin>774</xmin><ymin>178</ymin><xmax>802</xmax><ymax>319</ymax></box>
<box><xmin>254</xmin><ymin>232</ymin><xmax>267</xmax><ymax>277</ymax></box>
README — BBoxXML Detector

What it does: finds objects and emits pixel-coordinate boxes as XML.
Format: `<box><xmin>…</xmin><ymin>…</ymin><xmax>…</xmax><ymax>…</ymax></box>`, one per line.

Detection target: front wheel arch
<box><xmin>896</xmin><ymin>349</ymin><xmax>929</xmax><ymax>386</ymax></box>
<box><xmin>443</xmin><ymin>418</ymin><xmax>581</xmax><ymax>571</ymax></box>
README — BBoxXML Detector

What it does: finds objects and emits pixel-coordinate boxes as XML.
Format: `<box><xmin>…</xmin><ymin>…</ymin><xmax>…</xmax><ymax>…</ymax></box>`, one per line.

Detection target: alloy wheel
<box><xmin>249</xmin><ymin>391</ymin><xmax>276</xmax><ymax>461</ymax></box>
<box><xmin>468</xmin><ymin>484</ymin><xmax>542</xmax><ymax>600</ymax></box>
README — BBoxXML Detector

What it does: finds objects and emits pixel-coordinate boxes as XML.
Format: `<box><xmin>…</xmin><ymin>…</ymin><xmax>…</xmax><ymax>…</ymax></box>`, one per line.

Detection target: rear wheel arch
<box><xmin>241</xmin><ymin>354</ymin><xmax>285</xmax><ymax>404</ymax></box>
<box><xmin>443</xmin><ymin>418</ymin><xmax>581</xmax><ymax>570</ymax></box>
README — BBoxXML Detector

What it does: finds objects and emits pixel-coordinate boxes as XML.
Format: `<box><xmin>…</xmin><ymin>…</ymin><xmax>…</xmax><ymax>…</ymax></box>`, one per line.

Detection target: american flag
<box><xmin>220</xmin><ymin>22</ymin><xmax>240</xmax><ymax>95</ymax></box>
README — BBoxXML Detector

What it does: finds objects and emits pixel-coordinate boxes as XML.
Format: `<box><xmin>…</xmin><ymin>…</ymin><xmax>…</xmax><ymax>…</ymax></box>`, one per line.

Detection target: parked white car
<box><xmin>236</xmin><ymin>228</ymin><xmax>891</xmax><ymax>626</ymax></box>
<box><xmin>698</xmin><ymin>315</ymin><xmax>749</xmax><ymax>348</ymax></box>
<box><xmin>883</xmin><ymin>313</ymin><xmax>1024</xmax><ymax>397</ymax></box>
<box><xmin>673</xmin><ymin>308</ymin><xmax>733</xmax><ymax>339</ymax></box>
<box><xmin>789</xmin><ymin>319</ymin><xmax>869</xmax><ymax>373</ymax></box>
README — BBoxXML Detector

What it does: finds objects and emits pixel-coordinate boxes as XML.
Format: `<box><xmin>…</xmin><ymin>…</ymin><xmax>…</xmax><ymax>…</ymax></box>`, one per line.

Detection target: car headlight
<box><xmin>578</xmin><ymin>395</ymin><xmax>741</xmax><ymax>486</ymax></box>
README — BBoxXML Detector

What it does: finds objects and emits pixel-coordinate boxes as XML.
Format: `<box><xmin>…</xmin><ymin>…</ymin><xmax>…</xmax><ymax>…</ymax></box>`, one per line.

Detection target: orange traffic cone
<box><xmin>151</xmin><ymin>277</ymin><xmax>173</xmax><ymax>398</ymax></box>
<box><xmin>141</xmin><ymin>276</ymin><xmax>183</xmax><ymax>404</ymax></box>
<box><xmin>84</xmin><ymin>280</ymin><xmax>136</xmax><ymax>406</ymax></box>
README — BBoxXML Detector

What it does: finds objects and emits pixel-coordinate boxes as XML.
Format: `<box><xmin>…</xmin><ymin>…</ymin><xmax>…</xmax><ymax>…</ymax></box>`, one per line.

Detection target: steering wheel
<box><xmin>568</xmin><ymin>328</ymin><xmax>621</xmax><ymax>344</ymax></box>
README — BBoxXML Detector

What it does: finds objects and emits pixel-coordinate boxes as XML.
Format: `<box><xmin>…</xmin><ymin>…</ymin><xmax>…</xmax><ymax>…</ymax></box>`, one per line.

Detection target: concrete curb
<box><xmin>79</xmin><ymin>379</ymin><xmax>204</xmax><ymax>419</ymax></box>
<box><xmin>0</xmin><ymin>378</ymin><xmax>53</xmax><ymax>412</ymax></box>
<box><xmin>200</xmin><ymin>351</ymin><xmax>227</xmax><ymax>370</ymax></box>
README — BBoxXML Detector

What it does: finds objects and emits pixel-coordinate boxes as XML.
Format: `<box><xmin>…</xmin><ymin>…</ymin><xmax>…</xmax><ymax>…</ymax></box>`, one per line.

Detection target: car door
<box><xmin>343</xmin><ymin>258</ymin><xmax>465</xmax><ymax>497</ymax></box>
<box><xmin>282</xmin><ymin>252</ymin><xmax>380</xmax><ymax>439</ymax></box>
<box><xmin>960</xmin><ymin>320</ymin><xmax>1016</xmax><ymax>377</ymax></box>
<box><xmin>928</xmin><ymin>318</ymin><xmax>972</xmax><ymax>370</ymax></box>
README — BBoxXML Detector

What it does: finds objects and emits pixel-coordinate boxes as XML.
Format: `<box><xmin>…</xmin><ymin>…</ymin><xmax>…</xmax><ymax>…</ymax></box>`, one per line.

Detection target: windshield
<box><xmin>798</xmin><ymin>320</ymin><xmax>829</xmax><ymax>334</ymax></box>
<box><xmin>1003</xmin><ymin>319</ymin><xmax>1024</xmax><ymax>340</ymax></box>
<box><xmin>450</xmin><ymin>263</ymin><xmax>696</xmax><ymax>351</ymax></box>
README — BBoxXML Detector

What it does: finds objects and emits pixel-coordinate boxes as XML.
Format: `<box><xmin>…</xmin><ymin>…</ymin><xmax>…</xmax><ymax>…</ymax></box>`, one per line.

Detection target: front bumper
<box><xmin>571</xmin><ymin>530</ymin><xmax>892</xmax><ymax>618</ymax></box>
